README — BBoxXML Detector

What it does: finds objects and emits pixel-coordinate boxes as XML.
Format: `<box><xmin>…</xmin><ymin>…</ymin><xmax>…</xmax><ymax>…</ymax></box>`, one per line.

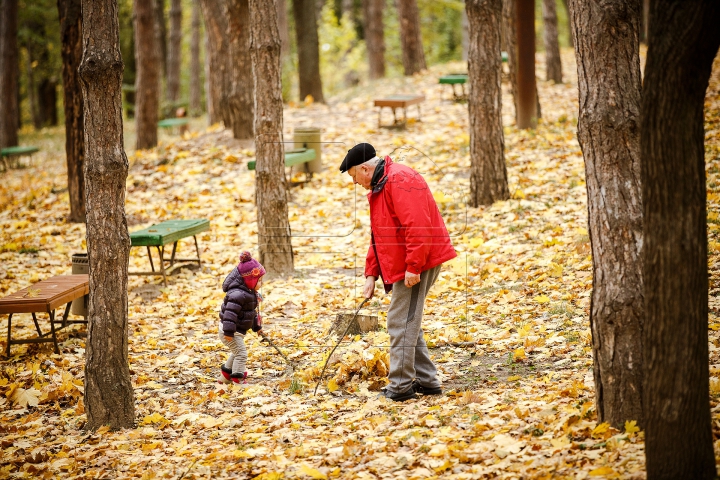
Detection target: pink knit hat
<box><xmin>237</xmin><ymin>251</ymin><xmax>265</xmax><ymax>289</ymax></box>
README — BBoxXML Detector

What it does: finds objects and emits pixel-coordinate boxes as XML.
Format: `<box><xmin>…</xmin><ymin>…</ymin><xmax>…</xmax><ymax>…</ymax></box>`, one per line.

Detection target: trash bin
<box><xmin>71</xmin><ymin>253</ymin><xmax>88</xmax><ymax>317</ymax></box>
<box><xmin>293</xmin><ymin>127</ymin><xmax>322</xmax><ymax>174</ymax></box>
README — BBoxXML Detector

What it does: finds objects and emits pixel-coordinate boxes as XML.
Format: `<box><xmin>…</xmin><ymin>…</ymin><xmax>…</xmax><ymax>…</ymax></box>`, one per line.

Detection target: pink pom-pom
<box><xmin>239</xmin><ymin>251</ymin><xmax>252</xmax><ymax>263</ymax></box>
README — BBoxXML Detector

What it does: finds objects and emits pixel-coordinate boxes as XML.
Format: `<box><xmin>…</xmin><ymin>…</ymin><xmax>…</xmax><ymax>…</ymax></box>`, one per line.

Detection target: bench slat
<box><xmin>130</xmin><ymin>219</ymin><xmax>210</xmax><ymax>247</ymax></box>
<box><xmin>247</xmin><ymin>148</ymin><xmax>316</xmax><ymax>171</ymax></box>
<box><xmin>1</xmin><ymin>146</ymin><xmax>40</xmax><ymax>157</ymax></box>
<box><xmin>0</xmin><ymin>275</ymin><xmax>89</xmax><ymax>314</ymax></box>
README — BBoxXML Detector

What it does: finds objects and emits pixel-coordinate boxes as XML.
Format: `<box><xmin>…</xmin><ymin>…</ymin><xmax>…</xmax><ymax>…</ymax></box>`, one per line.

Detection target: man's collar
<box><xmin>370</xmin><ymin>158</ymin><xmax>386</xmax><ymax>188</ymax></box>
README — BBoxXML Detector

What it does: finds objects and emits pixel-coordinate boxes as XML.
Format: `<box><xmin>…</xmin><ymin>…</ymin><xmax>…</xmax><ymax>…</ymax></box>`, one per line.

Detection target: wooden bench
<box><xmin>129</xmin><ymin>219</ymin><xmax>210</xmax><ymax>286</ymax></box>
<box><xmin>1</xmin><ymin>146</ymin><xmax>40</xmax><ymax>171</ymax></box>
<box><xmin>1</xmin><ymin>275</ymin><xmax>89</xmax><ymax>357</ymax></box>
<box><xmin>373</xmin><ymin>95</ymin><xmax>425</xmax><ymax>128</ymax></box>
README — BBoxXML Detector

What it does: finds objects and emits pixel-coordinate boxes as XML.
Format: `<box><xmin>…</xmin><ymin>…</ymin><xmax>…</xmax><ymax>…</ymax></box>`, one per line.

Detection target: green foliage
<box><xmin>317</xmin><ymin>6</ymin><xmax>367</xmax><ymax>98</ymax></box>
<box><xmin>418</xmin><ymin>0</ymin><xmax>465</xmax><ymax>65</ymax></box>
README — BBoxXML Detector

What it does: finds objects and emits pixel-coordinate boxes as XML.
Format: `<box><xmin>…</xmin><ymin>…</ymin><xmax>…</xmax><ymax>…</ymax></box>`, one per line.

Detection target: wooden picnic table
<box><xmin>0</xmin><ymin>275</ymin><xmax>89</xmax><ymax>357</ymax></box>
<box><xmin>373</xmin><ymin>95</ymin><xmax>425</xmax><ymax>128</ymax></box>
<box><xmin>130</xmin><ymin>219</ymin><xmax>210</xmax><ymax>286</ymax></box>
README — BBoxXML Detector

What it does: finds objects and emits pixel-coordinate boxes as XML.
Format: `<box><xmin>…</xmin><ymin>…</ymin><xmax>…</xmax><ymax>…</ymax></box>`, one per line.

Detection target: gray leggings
<box><xmin>219</xmin><ymin>323</ymin><xmax>247</xmax><ymax>374</ymax></box>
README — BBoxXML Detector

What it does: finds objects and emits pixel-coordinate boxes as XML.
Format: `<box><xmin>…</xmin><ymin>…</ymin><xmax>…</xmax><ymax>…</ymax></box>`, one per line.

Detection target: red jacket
<box><xmin>365</xmin><ymin>156</ymin><xmax>457</xmax><ymax>287</ymax></box>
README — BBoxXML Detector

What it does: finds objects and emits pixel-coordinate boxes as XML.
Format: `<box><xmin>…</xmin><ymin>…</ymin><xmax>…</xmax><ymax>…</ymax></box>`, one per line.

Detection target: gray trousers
<box><xmin>386</xmin><ymin>265</ymin><xmax>442</xmax><ymax>394</ymax></box>
<box><xmin>219</xmin><ymin>323</ymin><xmax>247</xmax><ymax>374</ymax></box>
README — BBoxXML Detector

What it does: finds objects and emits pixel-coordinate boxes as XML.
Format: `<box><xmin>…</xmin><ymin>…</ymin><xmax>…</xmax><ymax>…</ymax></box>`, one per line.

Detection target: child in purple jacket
<box><xmin>218</xmin><ymin>251</ymin><xmax>265</xmax><ymax>385</ymax></box>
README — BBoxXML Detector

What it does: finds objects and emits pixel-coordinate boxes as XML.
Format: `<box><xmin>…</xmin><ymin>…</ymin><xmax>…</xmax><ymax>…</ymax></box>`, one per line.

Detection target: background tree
<box><xmin>466</xmin><ymin>0</ymin><xmax>508</xmax><ymax>207</ymax></box>
<box><xmin>362</xmin><ymin>0</ymin><xmax>386</xmax><ymax>79</ymax></box>
<box><xmin>397</xmin><ymin>0</ymin><xmax>426</xmax><ymax>75</ymax></box>
<box><xmin>227</xmin><ymin>0</ymin><xmax>254</xmax><ymax>140</ymax></box>
<box><xmin>0</xmin><ymin>0</ymin><xmax>20</xmax><ymax>149</ymax></box>
<box><xmin>153</xmin><ymin>0</ymin><xmax>168</xmax><ymax>81</ymax></box>
<box><xmin>200</xmin><ymin>0</ymin><xmax>230</xmax><ymax>125</ymax></box>
<box><xmin>58</xmin><ymin>0</ymin><xmax>86</xmax><ymax>223</ymax></box>
<box><xmin>166</xmin><ymin>0</ymin><xmax>182</xmax><ymax>104</ymax></box>
<box><xmin>189</xmin><ymin>0</ymin><xmax>201</xmax><ymax>116</ymax></box>
<box><xmin>276</xmin><ymin>0</ymin><xmax>290</xmax><ymax>60</ymax></box>
<box><xmin>515</xmin><ymin>0</ymin><xmax>537</xmax><ymax>129</ymax></box>
<box><xmin>641</xmin><ymin>1</ymin><xmax>720</xmax><ymax>477</ymax></box>
<box><xmin>78</xmin><ymin>0</ymin><xmax>135</xmax><ymax>430</ymax></box>
<box><xmin>542</xmin><ymin>0</ymin><xmax>562</xmax><ymax>83</ymax></box>
<box><xmin>250</xmin><ymin>0</ymin><xmax>294</xmax><ymax>275</ymax></box>
<box><xmin>569</xmin><ymin>0</ymin><xmax>643</xmax><ymax>428</ymax></box>
<box><xmin>292</xmin><ymin>0</ymin><xmax>325</xmax><ymax>102</ymax></box>
<box><xmin>134</xmin><ymin>0</ymin><xmax>160</xmax><ymax>149</ymax></box>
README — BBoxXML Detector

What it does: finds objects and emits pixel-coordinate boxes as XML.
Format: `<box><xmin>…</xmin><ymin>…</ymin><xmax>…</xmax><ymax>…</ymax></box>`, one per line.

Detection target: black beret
<box><xmin>339</xmin><ymin>143</ymin><xmax>376</xmax><ymax>172</ymax></box>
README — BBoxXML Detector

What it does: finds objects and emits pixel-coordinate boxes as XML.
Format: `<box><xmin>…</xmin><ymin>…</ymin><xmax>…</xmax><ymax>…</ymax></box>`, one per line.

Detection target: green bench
<box><xmin>439</xmin><ymin>74</ymin><xmax>469</xmax><ymax>102</ymax></box>
<box><xmin>158</xmin><ymin>118</ymin><xmax>190</xmax><ymax>135</ymax></box>
<box><xmin>1</xmin><ymin>146</ymin><xmax>40</xmax><ymax>170</ymax></box>
<box><xmin>246</xmin><ymin>148</ymin><xmax>316</xmax><ymax>171</ymax></box>
<box><xmin>129</xmin><ymin>219</ymin><xmax>209</xmax><ymax>286</ymax></box>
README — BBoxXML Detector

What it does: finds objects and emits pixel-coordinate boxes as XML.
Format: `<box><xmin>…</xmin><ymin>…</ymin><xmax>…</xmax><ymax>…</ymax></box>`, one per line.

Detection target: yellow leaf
<box><xmin>299</xmin><ymin>464</ymin><xmax>326</xmax><ymax>479</ymax></box>
<box><xmin>624</xmin><ymin>420</ymin><xmax>640</xmax><ymax>435</ymax></box>
<box><xmin>534</xmin><ymin>295</ymin><xmax>550</xmax><ymax>304</ymax></box>
<box><xmin>327</xmin><ymin>378</ymin><xmax>339</xmax><ymax>393</ymax></box>
<box><xmin>512</xmin><ymin>189</ymin><xmax>525</xmax><ymax>199</ymax></box>
<box><xmin>507</xmin><ymin>375</ymin><xmax>521</xmax><ymax>382</ymax></box>
<box><xmin>592</xmin><ymin>422</ymin><xmax>610</xmax><ymax>437</ymax></box>
<box><xmin>254</xmin><ymin>473</ymin><xmax>283</xmax><ymax>480</ymax></box>
<box><xmin>304</xmin><ymin>95</ymin><xmax>314</xmax><ymax>106</ymax></box>
<box><xmin>549</xmin><ymin>262</ymin><xmax>563</xmax><ymax>278</ymax></box>
<box><xmin>141</xmin><ymin>412</ymin><xmax>169</xmax><ymax>425</ymax></box>
<box><xmin>25</xmin><ymin>287</ymin><xmax>41</xmax><ymax>298</ymax></box>
<box><xmin>551</xmin><ymin>436</ymin><xmax>570</xmax><ymax>448</ymax></box>
<box><xmin>10</xmin><ymin>386</ymin><xmax>40</xmax><ymax>407</ymax></box>
<box><xmin>589</xmin><ymin>466</ymin><xmax>616</xmax><ymax>476</ymax></box>
<box><xmin>513</xmin><ymin>347</ymin><xmax>526</xmax><ymax>361</ymax></box>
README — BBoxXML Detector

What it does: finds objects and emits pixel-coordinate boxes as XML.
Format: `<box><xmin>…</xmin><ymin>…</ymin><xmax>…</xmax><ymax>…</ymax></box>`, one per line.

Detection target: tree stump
<box><xmin>329</xmin><ymin>313</ymin><xmax>379</xmax><ymax>337</ymax></box>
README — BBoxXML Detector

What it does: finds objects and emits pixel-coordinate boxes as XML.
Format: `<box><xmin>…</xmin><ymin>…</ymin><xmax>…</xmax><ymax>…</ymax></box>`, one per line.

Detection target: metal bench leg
<box><xmin>157</xmin><ymin>246</ymin><xmax>168</xmax><ymax>287</ymax></box>
<box><xmin>169</xmin><ymin>242</ymin><xmax>178</xmax><ymax>267</ymax></box>
<box><xmin>60</xmin><ymin>301</ymin><xmax>72</xmax><ymax>329</ymax></box>
<box><xmin>193</xmin><ymin>235</ymin><xmax>202</xmax><ymax>267</ymax></box>
<box><xmin>48</xmin><ymin>310</ymin><xmax>60</xmax><ymax>354</ymax></box>
<box><xmin>32</xmin><ymin>313</ymin><xmax>44</xmax><ymax>337</ymax></box>
<box><xmin>6</xmin><ymin>313</ymin><xmax>12</xmax><ymax>357</ymax></box>
<box><xmin>147</xmin><ymin>246</ymin><xmax>155</xmax><ymax>272</ymax></box>
<box><xmin>392</xmin><ymin>108</ymin><xmax>397</xmax><ymax>125</ymax></box>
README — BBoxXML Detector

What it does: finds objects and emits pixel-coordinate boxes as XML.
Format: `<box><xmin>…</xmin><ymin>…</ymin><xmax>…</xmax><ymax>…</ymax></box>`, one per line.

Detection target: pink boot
<box><xmin>218</xmin><ymin>366</ymin><xmax>232</xmax><ymax>384</ymax></box>
<box><xmin>231</xmin><ymin>372</ymin><xmax>248</xmax><ymax>384</ymax></box>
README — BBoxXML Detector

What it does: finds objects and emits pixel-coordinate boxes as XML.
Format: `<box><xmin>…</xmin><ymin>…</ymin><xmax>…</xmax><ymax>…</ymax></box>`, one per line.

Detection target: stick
<box><xmin>259</xmin><ymin>330</ymin><xmax>295</xmax><ymax>370</ymax></box>
<box><xmin>314</xmin><ymin>297</ymin><xmax>369</xmax><ymax>395</ymax></box>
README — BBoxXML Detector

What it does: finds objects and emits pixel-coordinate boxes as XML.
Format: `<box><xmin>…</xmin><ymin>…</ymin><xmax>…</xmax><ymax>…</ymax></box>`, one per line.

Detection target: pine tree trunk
<box><xmin>58</xmin><ymin>0</ymin><xmax>86</xmax><ymax>223</ymax></box>
<box><xmin>0</xmin><ymin>0</ymin><xmax>19</xmax><ymax>149</ymax></box>
<box><xmin>200</xmin><ymin>0</ymin><xmax>230</xmax><ymax>125</ymax></box>
<box><xmin>189</xmin><ymin>0</ymin><xmax>201</xmax><ymax>115</ymax></box>
<box><xmin>154</xmin><ymin>0</ymin><xmax>168</xmax><ymax>81</ymax></box>
<box><xmin>166</xmin><ymin>0</ymin><xmax>182</xmax><ymax>103</ymax></box>
<box><xmin>641</xmin><ymin>1</ymin><xmax>720</xmax><ymax>477</ymax></box>
<box><xmin>292</xmin><ymin>0</ymin><xmax>325</xmax><ymax>103</ymax></box>
<box><xmin>38</xmin><ymin>79</ymin><xmax>58</xmax><ymax>127</ymax></box>
<box><xmin>502</xmin><ymin>0</ymin><xmax>519</xmax><ymax>121</ymax></box>
<box><xmin>542</xmin><ymin>0</ymin><xmax>562</xmax><ymax>83</ymax></box>
<box><xmin>396</xmin><ymin>0</ymin><xmax>426</xmax><ymax>75</ymax></box>
<box><xmin>515</xmin><ymin>0</ymin><xmax>537</xmax><ymax>129</ymax></box>
<box><xmin>227</xmin><ymin>0</ymin><xmax>254</xmax><ymax>140</ymax></box>
<box><xmin>362</xmin><ymin>0</ymin><xmax>386</xmax><ymax>79</ymax></box>
<box><xmin>569</xmin><ymin>0</ymin><xmax>644</xmax><ymax>429</ymax></box>
<box><xmin>249</xmin><ymin>0</ymin><xmax>294</xmax><ymax>276</ymax></box>
<box><xmin>134</xmin><ymin>0</ymin><xmax>160</xmax><ymax>149</ymax></box>
<box><xmin>78</xmin><ymin>0</ymin><xmax>135</xmax><ymax>431</ymax></box>
<box><xmin>466</xmin><ymin>0</ymin><xmax>508</xmax><ymax>207</ymax></box>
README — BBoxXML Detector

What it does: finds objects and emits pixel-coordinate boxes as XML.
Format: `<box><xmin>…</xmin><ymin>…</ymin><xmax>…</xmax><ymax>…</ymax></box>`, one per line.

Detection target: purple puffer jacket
<box><xmin>219</xmin><ymin>267</ymin><xmax>259</xmax><ymax>336</ymax></box>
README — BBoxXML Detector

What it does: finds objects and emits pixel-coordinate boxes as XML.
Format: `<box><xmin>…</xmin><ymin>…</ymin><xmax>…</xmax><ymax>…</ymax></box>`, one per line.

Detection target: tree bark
<box><xmin>58</xmin><ymin>0</ymin><xmax>86</xmax><ymax>223</ymax></box>
<box><xmin>362</xmin><ymin>0</ymin><xmax>386</xmax><ymax>79</ymax></box>
<box><xmin>154</xmin><ymin>0</ymin><xmax>168</xmax><ymax>80</ymax></box>
<box><xmin>396</xmin><ymin>0</ymin><xmax>426</xmax><ymax>75</ymax></box>
<box><xmin>25</xmin><ymin>49</ymin><xmax>41</xmax><ymax>130</ymax></box>
<box><xmin>38</xmin><ymin>79</ymin><xmax>58</xmax><ymax>127</ymax></box>
<box><xmin>542</xmin><ymin>0</ymin><xmax>562</xmax><ymax>83</ymax></box>
<box><xmin>134</xmin><ymin>0</ymin><xmax>160</xmax><ymax>149</ymax></box>
<box><xmin>515</xmin><ymin>0</ymin><xmax>537</xmax><ymax>129</ymax></box>
<box><xmin>561</xmin><ymin>0</ymin><xmax>573</xmax><ymax>48</ymax></box>
<box><xmin>249</xmin><ymin>0</ymin><xmax>294</xmax><ymax>276</ymax></box>
<box><xmin>200</xmin><ymin>0</ymin><xmax>230</xmax><ymax>125</ymax></box>
<box><xmin>166</xmin><ymin>0</ymin><xmax>182</xmax><ymax>103</ymax></box>
<box><xmin>0</xmin><ymin>0</ymin><xmax>19</xmax><ymax>149</ymax></box>
<box><xmin>189</xmin><ymin>0</ymin><xmax>201</xmax><ymax>115</ymax></box>
<box><xmin>461</xmin><ymin>7</ymin><xmax>469</xmax><ymax>62</ymax></box>
<box><xmin>292</xmin><ymin>0</ymin><xmax>325</xmax><ymax>103</ymax></box>
<box><xmin>276</xmin><ymin>0</ymin><xmax>290</xmax><ymax>60</ymax></box>
<box><xmin>227</xmin><ymin>0</ymin><xmax>254</xmax><ymax>140</ymax></box>
<box><xmin>640</xmin><ymin>0</ymin><xmax>648</xmax><ymax>44</ymax></box>
<box><xmin>466</xmin><ymin>0</ymin><xmax>509</xmax><ymax>207</ymax></box>
<box><xmin>641</xmin><ymin>1</ymin><xmax>720</xmax><ymax>477</ymax></box>
<box><xmin>569</xmin><ymin>0</ymin><xmax>643</xmax><ymax>429</ymax></box>
<box><xmin>78</xmin><ymin>0</ymin><xmax>134</xmax><ymax>431</ymax></box>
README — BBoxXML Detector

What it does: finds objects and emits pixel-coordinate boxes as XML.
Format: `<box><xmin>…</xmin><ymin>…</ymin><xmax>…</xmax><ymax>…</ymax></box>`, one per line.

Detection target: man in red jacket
<box><xmin>340</xmin><ymin>143</ymin><xmax>457</xmax><ymax>401</ymax></box>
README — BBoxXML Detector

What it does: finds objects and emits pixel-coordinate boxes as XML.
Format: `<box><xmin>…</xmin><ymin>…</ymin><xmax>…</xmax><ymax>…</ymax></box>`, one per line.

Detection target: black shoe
<box><xmin>379</xmin><ymin>388</ymin><xmax>417</xmax><ymax>402</ymax></box>
<box><xmin>412</xmin><ymin>380</ymin><xmax>443</xmax><ymax>396</ymax></box>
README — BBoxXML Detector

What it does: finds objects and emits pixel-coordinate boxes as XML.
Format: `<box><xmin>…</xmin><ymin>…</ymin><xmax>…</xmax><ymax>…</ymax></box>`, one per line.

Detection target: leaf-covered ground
<box><xmin>2</xmin><ymin>51</ymin><xmax>720</xmax><ymax>479</ymax></box>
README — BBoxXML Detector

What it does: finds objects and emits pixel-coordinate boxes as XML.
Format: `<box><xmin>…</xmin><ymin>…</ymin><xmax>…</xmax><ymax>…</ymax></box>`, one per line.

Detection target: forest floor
<box><xmin>2</xmin><ymin>50</ymin><xmax>720</xmax><ymax>479</ymax></box>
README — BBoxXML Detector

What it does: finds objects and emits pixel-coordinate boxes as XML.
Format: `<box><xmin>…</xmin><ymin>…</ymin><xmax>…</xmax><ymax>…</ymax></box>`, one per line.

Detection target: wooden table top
<box><xmin>374</xmin><ymin>95</ymin><xmax>425</xmax><ymax>108</ymax></box>
<box><xmin>0</xmin><ymin>275</ymin><xmax>89</xmax><ymax>314</ymax></box>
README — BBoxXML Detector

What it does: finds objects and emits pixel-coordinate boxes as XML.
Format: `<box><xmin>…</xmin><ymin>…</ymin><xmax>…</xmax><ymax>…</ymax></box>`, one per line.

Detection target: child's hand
<box><xmin>256</xmin><ymin>292</ymin><xmax>263</xmax><ymax>302</ymax></box>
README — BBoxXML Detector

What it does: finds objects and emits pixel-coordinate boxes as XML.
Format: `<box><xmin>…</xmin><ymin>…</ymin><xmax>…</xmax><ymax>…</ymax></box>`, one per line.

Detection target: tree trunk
<box><xmin>503</xmin><ymin>0</ymin><xmax>541</xmax><ymax>125</ymax></box>
<box><xmin>227</xmin><ymin>0</ymin><xmax>254</xmax><ymax>140</ymax></box>
<box><xmin>292</xmin><ymin>0</ymin><xmax>325</xmax><ymax>103</ymax></box>
<box><xmin>461</xmin><ymin>7</ymin><xmax>469</xmax><ymax>62</ymax></box>
<box><xmin>249</xmin><ymin>0</ymin><xmax>294</xmax><ymax>276</ymax></box>
<box><xmin>466</xmin><ymin>0</ymin><xmax>509</xmax><ymax>207</ymax></box>
<box><xmin>396</xmin><ymin>0</ymin><xmax>426</xmax><ymax>75</ymax></box>
<box><xmin>641</xmin><ymin>1</ymin><xmax>720</xmax><ymax>477</ymax></box>
<box><xmin>38</xmin><ymin>79</ymin><xmax>58</xmax><ymax>127</ymax></box>
<box><xmin>362</xmin><ymin>0</ymin><xmax>386</xmax><ymax>79</ymax></box>
<box><xmin>200</xmin><ymin>0</ymin><xmax>230</xmax><ymax>125</ymax></box>
<box><xmin>640</xmin><ymin>0</ymin><xmax>648</xmax><ymax>44</ymax></box>
<box><xmin>58</xmin><ymin>0</ymin><xmax>86</xmax><ymax>223</ymax></box>
<box><xmin>25</xmin><ymin>51</ymin><xmax>42</xmax><ymax>130</ymax></box>
<box><xmin>189</xmin><ymin>0</ymin><xmax>201</xmax><ymax>115</ymax></box>
<box><xmin>276</xmin><ymin>0</ymin><xmax>290</xmax><ymax>60</ymax></box>
<box><xmin>569</xmin><ymin>0</ymin><xmax>644</xmax><ymax>429</ymax></box>
<box><xmin>78</xmin><ymin>0</ymin><xmax>135</xmax><ymax>431</ymax></box>
<box><xmin>134</xmin><ymin>0</ymin><xmax>160</xmax><ymax>149</ymax></box>
<box><xmin>561</xmin><ymin>0</ymin><xmax>573</xmax><ymax>48</ymax></box>
<box><xmin>166</xmin><ymin>0</ymin><xmax>182</xmax><ymax>103</ymax></box>
<box><xmin>154</xmin><ymin>0</ymin><xmax>168</xmax><ymax>80</ymax></box>
<box><xmin>542</xmin><ymin>0</ymin><xmax>562</xmax><ymax>83</ymax></box>
<box><xmin>515</xmin><ymin>0</ymin><xmax>537</xmax><ymax>129</ymax></box>
<box><xmin>0</xmin><ymin>0</ymin><xmax>19</xmax><ymax>149</ymax></box>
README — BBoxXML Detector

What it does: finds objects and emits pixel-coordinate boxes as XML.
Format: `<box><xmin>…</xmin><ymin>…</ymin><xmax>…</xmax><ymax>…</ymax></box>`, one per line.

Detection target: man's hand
<box><xmin>405</xmin><ymin>271</ymin><xmax>421</xmax><ymax>288</ymax></box>
<box><xmin>363</xmin><ymin>276</ymin><xmax>376</xmax><ymax>299</ymax></box>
